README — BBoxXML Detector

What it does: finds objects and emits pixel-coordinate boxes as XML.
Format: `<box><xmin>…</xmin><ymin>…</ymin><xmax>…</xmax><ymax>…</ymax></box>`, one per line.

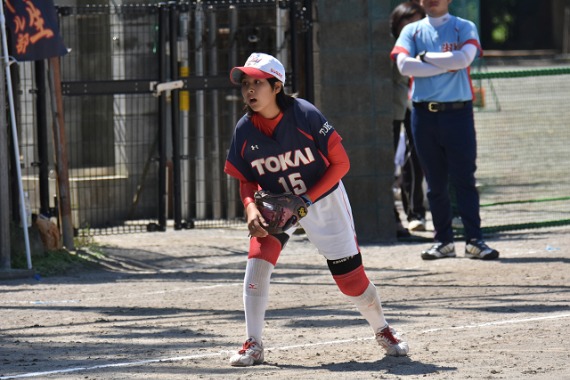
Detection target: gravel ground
<box><xmin>1</xmin><ymin>224</ymin><xmax>569</xmax><ymax>380</ymax></box>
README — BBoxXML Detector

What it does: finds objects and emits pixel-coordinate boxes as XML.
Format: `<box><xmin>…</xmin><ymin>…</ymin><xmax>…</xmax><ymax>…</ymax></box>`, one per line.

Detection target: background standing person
<box><xmin>390</xmin><ymin>1</ymin><xmax>427</xmax><ymax>235</ymax></box>
<box><xmin>390</xmin><ymin>0</ymin><xmax>499</xmax><ymax>260</ymax></box>
<box><xmin>224</xmin><ymin>52</ymin><xmax>409</xmax><ymax>367</ymax></box>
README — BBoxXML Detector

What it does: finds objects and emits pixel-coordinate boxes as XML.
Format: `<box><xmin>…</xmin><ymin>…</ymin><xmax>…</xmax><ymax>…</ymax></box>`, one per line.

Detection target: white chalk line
<box><xmin>0</xmin><ymin>283</ymin><xmax>241</xmax><ymax>305</ymax></box>
<box><xmin>2</xmin><ymin>312</ymin><xmax>569</xmax><ymax>380</ymax></box>
<box><xmin>420</xmin><ymin>312</ymin><xmax>570</xmax><ymax>333</ymax></box>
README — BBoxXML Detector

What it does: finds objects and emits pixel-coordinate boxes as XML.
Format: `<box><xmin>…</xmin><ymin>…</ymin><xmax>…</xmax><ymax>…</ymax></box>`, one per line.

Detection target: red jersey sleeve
<box><xmin>305</xmin><ymin>140</ymin><xmax>350</xmax><ymax>202</ymax></box>
<box><xmin>240</xmin><ymin>180</ymin><xmax>260</xmax><ymax>208</ymax></box>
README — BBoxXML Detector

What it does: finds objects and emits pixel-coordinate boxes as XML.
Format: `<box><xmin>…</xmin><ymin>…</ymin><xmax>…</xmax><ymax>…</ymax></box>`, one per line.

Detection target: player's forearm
<box><xmin>305</xmin><ymin>143</ymin><xmax>350</xmax><ymax>201</ymax></box>
<box><xmin>422</xmin><ymin>45</ymin><xmax>477</xmax><ymax>71</ymax></box>
<box><xmin>240</xmin><ymin>180</ymin><xmax>259</xmax><ymax>208</ymax></box>
<box><xmin>306</xmin><ymin>161</ymin><xmax>350</xmax><ymax>201</ymax></box>
<box><xmin>397</xmin><ymin>54</ymin><xmax>448</xmax><ymax>77</ymax></box>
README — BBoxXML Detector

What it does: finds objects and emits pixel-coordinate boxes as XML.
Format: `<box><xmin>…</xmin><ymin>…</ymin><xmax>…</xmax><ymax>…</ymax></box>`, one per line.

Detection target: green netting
<box><xmin>467</xmin><ymin>66</ymin><xmax>570</xmax><ymax>233</ymax></box>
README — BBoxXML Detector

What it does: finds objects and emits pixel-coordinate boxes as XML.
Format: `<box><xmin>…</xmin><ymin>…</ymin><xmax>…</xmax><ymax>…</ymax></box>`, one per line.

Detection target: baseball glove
<box><xmin>254</xmin><ymin>190</ymin><xmax>308</xmax><ymax>234</ymax></box>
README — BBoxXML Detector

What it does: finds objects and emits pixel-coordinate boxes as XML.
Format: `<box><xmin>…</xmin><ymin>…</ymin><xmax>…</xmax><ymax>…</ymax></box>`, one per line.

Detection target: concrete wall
<box><xmin>315</xmin><ymin>1</ymin><xmax>396</xmax><ymax>243</ymax></box>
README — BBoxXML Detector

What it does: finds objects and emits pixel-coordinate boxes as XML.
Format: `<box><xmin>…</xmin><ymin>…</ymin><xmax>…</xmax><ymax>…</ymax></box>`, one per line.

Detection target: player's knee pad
<box><xmin>327</xmin><ymin>253</ymin><xmax>370</xmax><ymax>297</ymax></box>
<box><xmin>248</xmin><ymin>234</ymin><xmax>288</xmax><ymax>266</ymax></box>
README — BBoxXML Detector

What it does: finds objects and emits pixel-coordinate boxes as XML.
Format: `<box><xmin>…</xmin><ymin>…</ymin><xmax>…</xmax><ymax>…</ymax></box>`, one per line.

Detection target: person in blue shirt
<box><xmin>390</xmin><ymin>0</ymin><xmax>499</xmax><ymax>260</ymax></box>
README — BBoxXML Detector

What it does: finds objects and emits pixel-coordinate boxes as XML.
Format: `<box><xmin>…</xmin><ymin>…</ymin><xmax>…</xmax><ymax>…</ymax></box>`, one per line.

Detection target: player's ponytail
<box><xmin>269</xmin><ymin>78</ymin><xmax>296</xmax><ymax>112</ymax></box>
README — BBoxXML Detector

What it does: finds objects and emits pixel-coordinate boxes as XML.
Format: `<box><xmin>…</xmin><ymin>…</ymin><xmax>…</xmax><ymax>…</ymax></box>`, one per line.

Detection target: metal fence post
<box><xmin>194</xmin><ymin>2</ymin><xmax>207</xmax><ymax>219</ymax></box>
<box><xmin>34</xmin><ymin>60</ymin><xmax>50</xmax><ymax>216</ymax></box>
<box><xmin>303</xmin><ymin>0</ymin><xmax>314</xmax><ymax>103</ymax></box>
<box><xmin>178</xmin><ymin>4</ymin><xmax>191</xmax><ymax>225</ymax></box>
<box><xmin>226</xmin><ymin>5</ymin><xmax>238</xmax><ymax>220</ymax></box>
<box><xmin>289</xmin><ymin>0</ymin><xmax>298</xmax><ymax>94</ymax></box>
<box><xmin>169</xmin><ymin>1</ymin><xmax>182</xmax><ymax>230</ymax></box>
<box><xmin>208</xmin><ymin>6</ymin><xmax>222</xmax><ymax>219</ymax></box>
<box><xmin>0</xmin><ymin>50</ymin><xmax>10</xmax><ymax>269</ymax></box>
<box><xmin>158</xmin><ymin>3</ymin><xmax>169</xmax><ymax>231</ymax></box>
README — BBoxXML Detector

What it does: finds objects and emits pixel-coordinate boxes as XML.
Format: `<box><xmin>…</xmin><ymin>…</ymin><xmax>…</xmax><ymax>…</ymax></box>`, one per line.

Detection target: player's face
<box><xmin>241</xmin><ymin>75</ymin><xmax>281</xmax><ymax>119</ymax></box>
<box><xmin>420</xmin><ymin>0</ymin><xmax>451</xmax><ymax>18</ymax></box>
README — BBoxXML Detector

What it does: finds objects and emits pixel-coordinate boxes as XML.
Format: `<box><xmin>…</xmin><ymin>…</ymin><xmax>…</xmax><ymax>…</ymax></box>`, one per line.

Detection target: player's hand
<box><xmin>416</xmin><ymin>51</ymin><xmax>427</xmax><ymax>62</ymax></box>
<box><xmin>245</xmin><ymin>202</ymin><xmax>269</xmax><ymax>237</ymax></box>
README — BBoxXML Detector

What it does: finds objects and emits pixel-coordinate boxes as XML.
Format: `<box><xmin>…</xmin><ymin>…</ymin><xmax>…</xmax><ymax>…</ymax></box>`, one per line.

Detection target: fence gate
<box><xmin>16</xmin><ymin>1</ymin><xmax>313</xmax><ymax>235</ymax></box>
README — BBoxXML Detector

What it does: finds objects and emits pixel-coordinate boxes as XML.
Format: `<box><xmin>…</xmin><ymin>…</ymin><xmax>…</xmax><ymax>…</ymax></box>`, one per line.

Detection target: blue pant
<box><xmin>411</xmin><ymin>102</ymin><xmax>481</xmax><ymax>243</ymax></box>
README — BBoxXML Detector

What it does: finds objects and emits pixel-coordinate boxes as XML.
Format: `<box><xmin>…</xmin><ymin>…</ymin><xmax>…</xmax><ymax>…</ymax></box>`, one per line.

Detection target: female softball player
<box><xmin>224</xmin><ymin>52</ymin><xmax>409</xmax><ymax>366</ymax></box>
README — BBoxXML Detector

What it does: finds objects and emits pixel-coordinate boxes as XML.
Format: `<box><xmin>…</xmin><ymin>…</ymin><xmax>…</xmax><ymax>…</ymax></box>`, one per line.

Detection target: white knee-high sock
<box><xmin>346</xmin><ymin>282</ymin><xmax>388</xmax><ymax>332</ymax></box>
<box><xmin>243</xmin><ymin>258</ymin><xmax>274</xmax><ymax>343</ymax></box>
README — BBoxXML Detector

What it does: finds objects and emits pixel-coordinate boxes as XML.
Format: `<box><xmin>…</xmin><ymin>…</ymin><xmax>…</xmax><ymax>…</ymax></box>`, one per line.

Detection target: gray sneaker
<box><xmin>421</xmin><ymin>242</ymin><xmax>456</xmax><ymax>260</ymax></box>
<box><xmin>465</xmin><ymin>239</ymin><xmax>499</xmax><ymax>260</ymax></box>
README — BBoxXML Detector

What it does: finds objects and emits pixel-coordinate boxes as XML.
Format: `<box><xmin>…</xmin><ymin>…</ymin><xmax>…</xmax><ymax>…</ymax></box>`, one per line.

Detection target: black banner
<box><xmin>3</xmin><ymin>0</ymin><xmax>67</xmax><ymax>61</ymax></box>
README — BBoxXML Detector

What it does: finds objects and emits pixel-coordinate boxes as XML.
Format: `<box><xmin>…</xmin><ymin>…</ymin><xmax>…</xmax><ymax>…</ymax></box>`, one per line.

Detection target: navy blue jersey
<box><xmin>225</xmin><ymin>98</ymin><xmax>340</xmax><ymax>199</ymax></box>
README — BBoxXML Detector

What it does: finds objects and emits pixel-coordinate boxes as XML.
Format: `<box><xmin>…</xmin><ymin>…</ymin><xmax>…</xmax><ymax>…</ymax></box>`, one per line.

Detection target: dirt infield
<box><xmin>1</xmin><ymin>225</ymin><xmax>570</xmax><ymax>380</ymax></box>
